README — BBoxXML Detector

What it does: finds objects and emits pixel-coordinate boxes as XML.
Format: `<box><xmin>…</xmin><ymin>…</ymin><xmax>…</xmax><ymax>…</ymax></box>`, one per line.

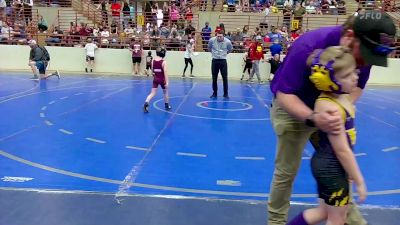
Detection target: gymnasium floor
<box><xmin>0</xmin><ymin>72</ymin><xmax>399</xmax><ymax>225</ymax></box>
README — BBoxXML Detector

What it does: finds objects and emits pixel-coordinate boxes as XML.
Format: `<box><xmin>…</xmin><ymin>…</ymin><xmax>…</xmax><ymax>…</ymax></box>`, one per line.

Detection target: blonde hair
<box><xmin>307</xmin><ymin>46</ymin><xmax>356</xmax><ymax>77</ymax></box>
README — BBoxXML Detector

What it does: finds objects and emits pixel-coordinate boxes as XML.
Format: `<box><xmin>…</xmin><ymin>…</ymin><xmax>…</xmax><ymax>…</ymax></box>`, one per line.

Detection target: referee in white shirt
<box><xmin>207</xmin><ymin>30</ymin><xmax>233</xmax><ymax>99</ymax></box>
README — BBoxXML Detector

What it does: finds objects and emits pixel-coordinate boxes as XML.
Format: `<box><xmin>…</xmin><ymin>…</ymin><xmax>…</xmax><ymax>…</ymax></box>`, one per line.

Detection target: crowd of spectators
<box><xmin>0</xmin><ymin>0</ymin><xmax>395</xmax><ymax>54</ymax></box>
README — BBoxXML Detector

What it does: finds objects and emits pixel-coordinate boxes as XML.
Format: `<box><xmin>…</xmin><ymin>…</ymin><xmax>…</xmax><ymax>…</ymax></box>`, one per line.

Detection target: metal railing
<box><xmin>34</xmin><ymin>0</ymin><xmax>72</xmax><ymax>7</ymax></box>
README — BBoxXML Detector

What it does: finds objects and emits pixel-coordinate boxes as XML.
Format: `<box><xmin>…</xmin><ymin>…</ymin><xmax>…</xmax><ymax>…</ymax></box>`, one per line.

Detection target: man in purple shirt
<box><xmin>268</xmin><ymin>11</ymin><xmax>396</xmax><ymax>225</ymax></box>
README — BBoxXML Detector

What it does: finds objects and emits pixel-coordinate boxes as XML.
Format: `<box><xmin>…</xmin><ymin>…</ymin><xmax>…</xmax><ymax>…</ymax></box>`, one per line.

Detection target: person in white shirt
<box><xmin>156</xmin><ymin>8</ymin><xmax>163</xmax><ymax>28</ymax></box>
<box><xmin>84</xmin><ymin>38</ymin><xmax>98</xmax><ymax>73</ymax></box>
<box><xmin>124</xmin><ymin>26</ymin><xmax>135</xmax><ymax>37</ymax></box>
<box><xmin>0</xmin><ymin>23</ymin><xmax>13</xmax><ymax>40</ymax></box>
<box><xmin>100</xmin><ymin>28</ymin><xmax>110</xmax><ymax>44</ymax></box>
<box><xmin>182</xmin><ymin>38</ymin><xmax>195</xmax><ymax>78</ymax></box>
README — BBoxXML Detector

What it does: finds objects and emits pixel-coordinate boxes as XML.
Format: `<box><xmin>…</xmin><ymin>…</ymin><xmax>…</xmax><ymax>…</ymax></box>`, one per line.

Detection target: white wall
<box><xmin>1</xmin><ymin>45</ymin><xmax>399</xmax><ymax>85</ymax></box>
<box><xmin>368</xmin><ymin>59</ymin><xmax>400</xmax><ymax>85</ymax></box>
<box><xmin>0</xmin><ymin>45</ymin><xmax>272</xmax><ymax>79</ymax></box>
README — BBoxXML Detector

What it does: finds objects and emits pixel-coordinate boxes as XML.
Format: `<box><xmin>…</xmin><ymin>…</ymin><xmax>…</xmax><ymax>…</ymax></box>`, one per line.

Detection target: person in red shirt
<box><xmin>111</xmin><ymin>0</ymin><xmax>121</xmax><ymax>25</ymax></box>
<box><xmin>248</xmin><ymin>35</ymin><xmax>265</xmax><ymax>83</ymax></box>
<box><xmin>290</xmin><ymin>29</ymin><xmax>300</xmax><ymax>42</ymax></box>
<box><xmin>214</xmin><ymin>23</ymin><xmax>225</xmax><ymax>36</ymax></box>
<box><xmin>185</xmin><ymin>7</ymin><xmax>193</xmax><ymax>22</ymax></box>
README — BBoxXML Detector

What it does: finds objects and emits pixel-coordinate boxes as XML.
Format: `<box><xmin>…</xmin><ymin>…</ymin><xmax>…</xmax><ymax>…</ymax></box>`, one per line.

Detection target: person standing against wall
<box><xmin>248</xmin><ymin>35</ymin><xmax>265</xmax><ymax>84</ymax></box>
<box><xmin>182</xmin><ymin>39</ymin><xmax>195</xmax><ymax>78</ymax></box>
<box><xmin>129</xmin><ymin>37</ymin><xmax>143</xmax><ymax>75</ymax></box>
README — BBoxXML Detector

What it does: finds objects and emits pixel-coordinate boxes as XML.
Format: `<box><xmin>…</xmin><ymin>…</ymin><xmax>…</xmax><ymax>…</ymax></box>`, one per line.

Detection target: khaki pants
<box><xmin>267</xmin><ymin>100</ymin><xmax>367</xmax><ymax>225</ymax></box>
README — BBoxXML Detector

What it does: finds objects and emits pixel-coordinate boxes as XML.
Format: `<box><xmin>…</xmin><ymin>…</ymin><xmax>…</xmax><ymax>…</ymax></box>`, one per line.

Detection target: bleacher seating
<box><xmin>0</xmin><ymin>0</ymin><xmax>399</xmax><ymax>57</ymax></box>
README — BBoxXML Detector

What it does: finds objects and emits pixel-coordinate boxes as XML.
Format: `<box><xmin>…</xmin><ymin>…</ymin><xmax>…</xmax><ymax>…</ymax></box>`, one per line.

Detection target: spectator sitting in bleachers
<box><xmin>68</xmin><ymin>22</ymin><xmax>79</xmax><ymax>36</ymax></box>
<box><xmin>242</xmin><ymin>0</ymin><xmax>250</xmax><ymax>12</ymax></box>
<box><xmin>321</xmin><ymin>0</ymin><xmax>330</xmax><ymax>13</ymax></box>
<box><xmin>201</xmin><ymin>21</ymin><xmax>211</xmax><ymax>51</ymax></box>
<box><xmin>168</xmin><ymin>30</ymin><xmax>181</xmax><ymax>51</ymax></box>
<box><xmin>329</xmin><ymin>0</ymin><xmax>338</xmax><ymax>14</ymax></box>
<box><xmin>222</xmin><ymin>1</ymin><xmax>228</xmax><ymax>12</ymax></box>
<box><xmin>211</xmin><ymin>0</ymin><xmax>217</xmax><ymax>11</ymax></box>
<box><xmin>262</xmin><ymin>33</ymin><xmax>270</xmax><ymax>45</ymax></box>
<box><xmin>253</xmin><ymin>0</ymin><xmax>263</xmax><ymax>12</ymax></box>
<box><xmin>185</xmin><ymin>6</ymin><xmax>193</xmax><ymax>21</ymax></box>
<box><xmin>0</xmin><ymin>21</ymin><xmax>12</xmax><ymax>41</ymax></box>
<box><xmin>110</xmin><ymin>19</ymin><xmax>118</xmax><ymax>35</ymax></box>
<box><xmin>79</xmin><ymin>23</ymin><xmax>91</xmax><ymax>36</ymax></box>
<box><xmin>46</xmin><ymin>25</ymin><xmax>63</xmax><ymax>44</ymax></box>
<box><xmin>100</xmin><ymin>26</ymin><xmax>110</xmax><ymax>44</ymax></box>
<box><xmin>337</xmin><ymin>1</ymin><xmax>346</xmax><ymax>15</ymax></box>
<box><xmin>235</xmin><ymin>3</ymin><xmax>242</xmax><ymax>12</ymax></box>
<box><xmin>38</xmin><ymin>15</ymin><xmax>48</xmax><ymax>32</ymax></box>
<box><xmin>93</xmin><ymin>24</ymin><xmax>100</xmax><ymax>38</ymax></box>
<box><xmin>268</xmin><ymin>27</ymin><xmax>282</xmax><ymax>43</ymax></box>
<box><xmin>279</xmin><ymin>26</ymin><xmax>289</xmax><ymax>44</ymax></box>
<box><xmin>160</xmin><ymin>23</ymin><xmax>170</xmax><ymax>38</ymax></box>
<box><xmin>225</xmin><ymin>31</ymin><xmax>232</xmax><ymax>41</ymax></box>
<box><xmin>227</xmin><ymin>0</ymin><xmax>235</xmax><ymax>12</ymax></box>
<box><xmin>284</xmin><ymin>0</ymin><xmax>293</xmax><ymax>8</ymax></box>
<box><xmin>290</xmin><ymin>28</ymin><xmax>300</xmax><ymax>41</ymax></box>
<box><xmin>177</xmin><ymin>24</ymin><xmax>185</xmax><ymax>37</ymax></box>
<box><xmin>142</xmin><ymin>32</ymin><xmax>150</xmax><ymax>49</ymax></box>
<box><xmin>124</xmin><ymin>24</ymin><xmax>136</xmax><ymax>38</ymax></box>
<box><xmin>184</xmin><ymin>21</ymin><xmax>195</xmax><ymax>36</ymax></box>
<box><xmin>304</xmin><ymin>0</ymin><xmax>316</xmax><ymax>14</ymax></box>
<box><xmin>231</xmin><ymin>28</ymin><xmax>243</xmax><ymax>42</ymax></box>
<box><xmin>150</xmin><ymin>25</ymin><xmax>161</xmax><ymax>49</ymax></box>
<box><xmin>270</xmin><ymin>1</ymin><xmax>279</xmax><ymax>13</ymax></box>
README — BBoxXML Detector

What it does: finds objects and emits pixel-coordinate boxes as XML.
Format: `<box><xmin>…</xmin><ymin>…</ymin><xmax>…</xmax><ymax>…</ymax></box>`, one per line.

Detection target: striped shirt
<box><xmin>207</xmin><ymin>37</ymin><xmax>233</xmax><ymax>60</ymax></box>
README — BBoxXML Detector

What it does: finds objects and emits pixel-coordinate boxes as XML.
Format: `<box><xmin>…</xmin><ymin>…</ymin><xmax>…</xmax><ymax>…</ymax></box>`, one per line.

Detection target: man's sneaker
<box><xmin>182</xmin><ymin>74</ymin><xmax>186</xmax><ymax>78</ymax></box>
<box><xmin>190</xmin><ymin>75</ymin><xmax>195</xmax><ymax>78</ymax></box>
<box><xmin>210</xmin><ymin>94</ymin><xmax>217</xmax><ymax>99</ymax></box>
<box><xmin>165</xmin><ymin>103</ymin><xmax>172</xmax><ymax>111</ymax></box>
<box><xmin>223</xmin><ymin>94</ymin><xmax>229</xmax><ymax>99</ymax></box>
<box><xmin>30</xmin><ymin>75</ymin><xmax>39</xmax><ymax>80</ymax></box>
<box><xmin>143</xmin><ymin>103</ymin><xmax>149</xmax><ymax>113</ymax></box>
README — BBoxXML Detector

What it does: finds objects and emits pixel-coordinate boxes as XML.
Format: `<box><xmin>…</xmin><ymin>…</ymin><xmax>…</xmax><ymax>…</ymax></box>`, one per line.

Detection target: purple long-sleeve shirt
<box><xmin>270</xmin><ymin>26</ymin><xmax>371</xmax><ymax>108</ymax></box>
